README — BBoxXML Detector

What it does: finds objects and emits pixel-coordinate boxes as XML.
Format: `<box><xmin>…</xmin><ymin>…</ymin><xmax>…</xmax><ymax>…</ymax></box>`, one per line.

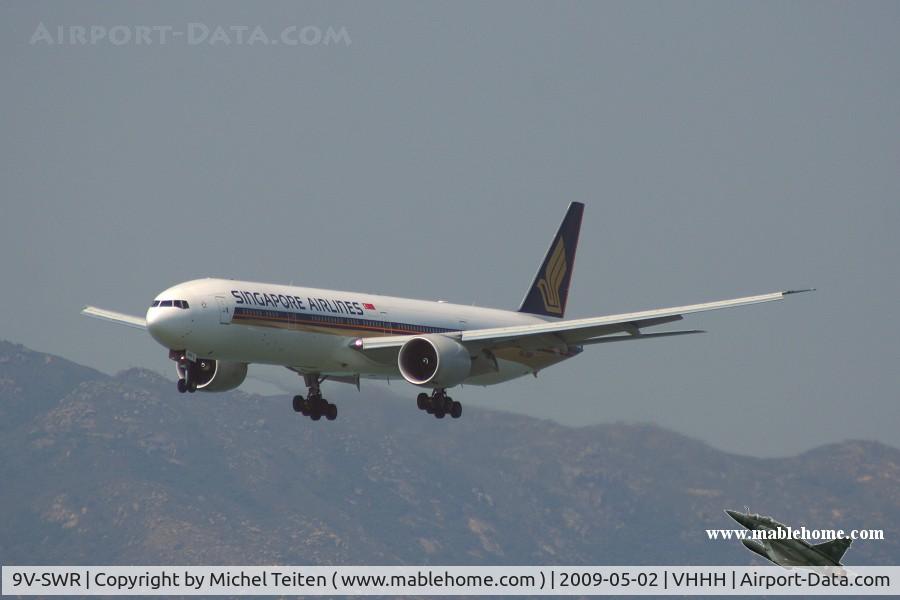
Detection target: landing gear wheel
<box><xmin>307</xmin><ymin>394</ymin><xmax>325</xmax><ymax>421</ymax></box>
<box><xmin>450</xmin><ymin>401</ymin><xmax>462</xmax><ymax>419</ymax></box>
<box><xmin>419</xmin><ymin>389</ymin><xmax>462</xmax><ymax>420</ymax></box>
<box><xmin>294</xmin><ymin>375</ymin><xmax>338</xmax><ymax>421</ymax></box>
<box><xmin>177</xmin><ymin>379</ymin><xmax>187</xmax><ymax>393</ymax></box>
<box><xmin>187</xmin><ymin>381</ymin><xmax>197</xmax><ymax>393</ymax></box>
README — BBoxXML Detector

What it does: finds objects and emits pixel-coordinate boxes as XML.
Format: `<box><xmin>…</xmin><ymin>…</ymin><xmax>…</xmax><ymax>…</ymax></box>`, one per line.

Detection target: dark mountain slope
<box><xmin>1</xmin><ymin>341</ymin><xmax>896</xmax><ymax>566</ymax></box>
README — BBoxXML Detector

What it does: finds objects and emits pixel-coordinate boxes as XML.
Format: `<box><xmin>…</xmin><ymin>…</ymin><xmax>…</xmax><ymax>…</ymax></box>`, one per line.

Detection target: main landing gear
<box><xmin>417</xmin><ymin>389</ymin><xmax>462</xmax><ymax>419</ymax></box>
<box><xmin>292</xmin><ymin>374</ymin><xmax>337</xmax><ymax>421</ymax></box>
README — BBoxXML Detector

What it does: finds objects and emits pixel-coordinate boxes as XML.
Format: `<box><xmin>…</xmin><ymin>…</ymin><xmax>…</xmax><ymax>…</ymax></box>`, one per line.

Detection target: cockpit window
<box><xmin>151</xmin><ymin>300</ymin><xmax>160</xmax><ymax>307</ymax></box>
<box><xmin>155</xmin><ymin>299</ymin><xmax>189</xmax><ymax>308</ymax></box>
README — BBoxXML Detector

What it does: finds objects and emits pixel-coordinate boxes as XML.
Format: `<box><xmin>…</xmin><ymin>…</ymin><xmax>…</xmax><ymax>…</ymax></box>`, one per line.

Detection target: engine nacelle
<box><xmin>176</xmin><ymin>358</ymin><xmax>247</xmax><ymax>392</ymax></box>
<box><xmin>398</xmin><ymin>335</ymin><xmax>471</xmax><ymax>388</ymax></box>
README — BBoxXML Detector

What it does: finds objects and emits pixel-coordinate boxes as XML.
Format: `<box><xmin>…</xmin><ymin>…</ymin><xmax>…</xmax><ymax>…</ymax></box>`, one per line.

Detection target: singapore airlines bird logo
<box><xmin>536</xmin><ymin>238</ymin><xmax>566</xmax><ymax>314</ymax></box>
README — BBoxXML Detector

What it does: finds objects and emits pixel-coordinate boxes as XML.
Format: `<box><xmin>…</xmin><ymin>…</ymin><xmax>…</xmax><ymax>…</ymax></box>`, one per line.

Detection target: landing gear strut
<box><xmin>292</xmin><ymin>374</ymin><xmax>337</xmax><ymax>421</ymax></box>
<box><xmin>173</xmin><ymin>352</ymin><xmax>197</xmax><ymax>393</ymax></box>
<box><xmin>416</xmin><ymin>390</ymin><xmax>462</xmax><ymax>419</ymax></box>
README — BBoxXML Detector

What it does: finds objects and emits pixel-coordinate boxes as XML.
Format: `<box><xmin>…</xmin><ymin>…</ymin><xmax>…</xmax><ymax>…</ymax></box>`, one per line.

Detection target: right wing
<box><xmin>81</xmin><ymin>306</ymin><xmax>146</xmax><ymax>329</ymax></box>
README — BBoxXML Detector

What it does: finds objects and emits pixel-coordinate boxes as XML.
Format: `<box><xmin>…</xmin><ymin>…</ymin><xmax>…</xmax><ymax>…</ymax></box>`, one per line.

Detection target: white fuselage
<box><xmin>146</xmin><ymin>278</ymin><xmax>575</xmax><ymax>386</ymax></box>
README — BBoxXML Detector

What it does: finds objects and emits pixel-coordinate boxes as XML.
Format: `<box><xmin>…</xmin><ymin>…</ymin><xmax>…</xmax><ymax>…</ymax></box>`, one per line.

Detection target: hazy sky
<box><xmin>2</xmin><ymin>1</ymin><xmax>898</xmax><ymax>457</ymax></box>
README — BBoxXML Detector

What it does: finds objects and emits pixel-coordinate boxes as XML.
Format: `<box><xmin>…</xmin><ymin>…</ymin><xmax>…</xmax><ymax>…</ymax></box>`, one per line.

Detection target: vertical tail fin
<box><xmin>813</xmin><ymin>538</ymin><xmax>852</xmax><ymax>565</ymax></box>
<box><xmin>518</xmin><ymin>202</ymin><xmax>584</xmax><ymax>318</ymax></box>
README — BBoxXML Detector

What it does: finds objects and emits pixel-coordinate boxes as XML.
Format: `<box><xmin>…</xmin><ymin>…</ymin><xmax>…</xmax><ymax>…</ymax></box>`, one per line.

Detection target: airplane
<box><xmin>82</xmin><ymin>202</ymin><xmax>812</xmax><ymax>422</ymax></box>
<box><xmin>725</xmin><ymin>509</ymin><xmax>853</xmax><ymax>567</ymax></box>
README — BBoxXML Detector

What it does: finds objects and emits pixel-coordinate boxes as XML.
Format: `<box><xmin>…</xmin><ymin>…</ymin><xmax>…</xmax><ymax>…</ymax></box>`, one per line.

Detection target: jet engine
<box><xmin>397</xmin><ymin>335</ymin><xmax>471</xmax><ymax>388</ymax></box>
<box><xmin>176</xmin><ymin>358</ymin><xmax>248</xmax><ymax>392</ymax></box>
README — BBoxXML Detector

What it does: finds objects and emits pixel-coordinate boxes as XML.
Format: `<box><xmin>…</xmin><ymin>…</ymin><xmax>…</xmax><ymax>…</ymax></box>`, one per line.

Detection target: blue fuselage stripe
<box><xmin>232</xmin><ymin>306</ymin><xmax>456</xmax><ymax>336</ymax></box>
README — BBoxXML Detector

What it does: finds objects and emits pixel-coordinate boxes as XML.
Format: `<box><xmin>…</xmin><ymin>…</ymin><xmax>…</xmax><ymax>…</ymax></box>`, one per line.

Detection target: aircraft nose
<box><xmin>725</xmin><ymin>509</ymin><xmax>753</xmax><ymax>529</ymax></box>
<box><xmin>146</xmin><ymin>306</ymin><xmax>190</xmax><ymax>348</ymax></box>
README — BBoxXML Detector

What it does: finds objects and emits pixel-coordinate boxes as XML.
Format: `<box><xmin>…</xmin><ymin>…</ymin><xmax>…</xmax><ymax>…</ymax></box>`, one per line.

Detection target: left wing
<box><xmin>81</xmin><ymin>306</ymin><xmax>147</xmax><ymax>329</ymax></box>
<box><xmin>358</xmin><ymin>289</ymin><xmax>813</xmax><ymax>353</ymax></box>
<box><xmin>577</xmin><ymin>329</ymin><xmax>705</xmax><ymax>344</ymax></box>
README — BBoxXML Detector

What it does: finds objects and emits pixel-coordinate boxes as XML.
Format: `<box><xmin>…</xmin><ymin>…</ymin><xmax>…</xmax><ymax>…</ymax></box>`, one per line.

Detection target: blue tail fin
<box><xmin>518</xmin><ymin>202</ymin><xmax>584</xmax><ymax>318</ymax></box>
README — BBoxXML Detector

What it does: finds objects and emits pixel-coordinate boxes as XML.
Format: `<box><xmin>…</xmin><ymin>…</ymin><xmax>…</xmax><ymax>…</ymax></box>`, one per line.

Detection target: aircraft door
<box><xmin>379</xmin><ymin>311</ymin><xmax>392</xmax><ymax>335</ymax></box>
<box><xmin>215</xmin><ymin>296</ymin><xmax>231</xmax><ymax>324</ymax></box>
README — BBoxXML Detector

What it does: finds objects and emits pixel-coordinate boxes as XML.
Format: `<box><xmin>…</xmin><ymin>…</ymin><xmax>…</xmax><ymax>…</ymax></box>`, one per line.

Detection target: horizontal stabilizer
<box><xmin>81</xmin><ymin>306</ymin><xmax>146</xmax><ymax>329</ymax></box>
<box><xmin>813</xmin><ymin>538</ymin><xmax>852</xmax><ymax>564</ymax></box>
<box><xmin>578</xmin><ymin>330</ymin><xmax>705</xmax><ymax>345</ymax></box>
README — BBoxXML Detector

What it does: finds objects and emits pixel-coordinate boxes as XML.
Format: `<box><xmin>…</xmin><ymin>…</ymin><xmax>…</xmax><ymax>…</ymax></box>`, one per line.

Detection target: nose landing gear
<box><xmin>417</xmin><ymin>390</ymin><xmax>462</xmax><ymax>419</ymax></box>
<box><xmin>172</xmin><ymin>351</ymin><xmax>197</xmax><ymax>393</ymax></box>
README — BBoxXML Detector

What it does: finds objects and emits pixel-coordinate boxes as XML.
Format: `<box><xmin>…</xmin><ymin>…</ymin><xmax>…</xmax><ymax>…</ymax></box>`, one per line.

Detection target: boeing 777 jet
<box><xmin>83</xmin><ymin>203</ymin><xmax>811</xmax><ymax>421</ymax></box>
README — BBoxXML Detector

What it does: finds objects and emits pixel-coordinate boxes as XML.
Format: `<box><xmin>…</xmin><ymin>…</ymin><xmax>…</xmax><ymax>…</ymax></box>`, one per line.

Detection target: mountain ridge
<box><xmin>1</xmin><ymin>339</ymin><xmax>897</xmax><ymax>565</ymax></box>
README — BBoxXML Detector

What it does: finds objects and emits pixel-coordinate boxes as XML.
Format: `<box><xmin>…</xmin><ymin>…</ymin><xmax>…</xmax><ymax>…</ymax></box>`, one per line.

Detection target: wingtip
<box><xmin>783</xmin><ymin>288</ymin><xmax>816</xmax><ymax>296</ymax></box>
